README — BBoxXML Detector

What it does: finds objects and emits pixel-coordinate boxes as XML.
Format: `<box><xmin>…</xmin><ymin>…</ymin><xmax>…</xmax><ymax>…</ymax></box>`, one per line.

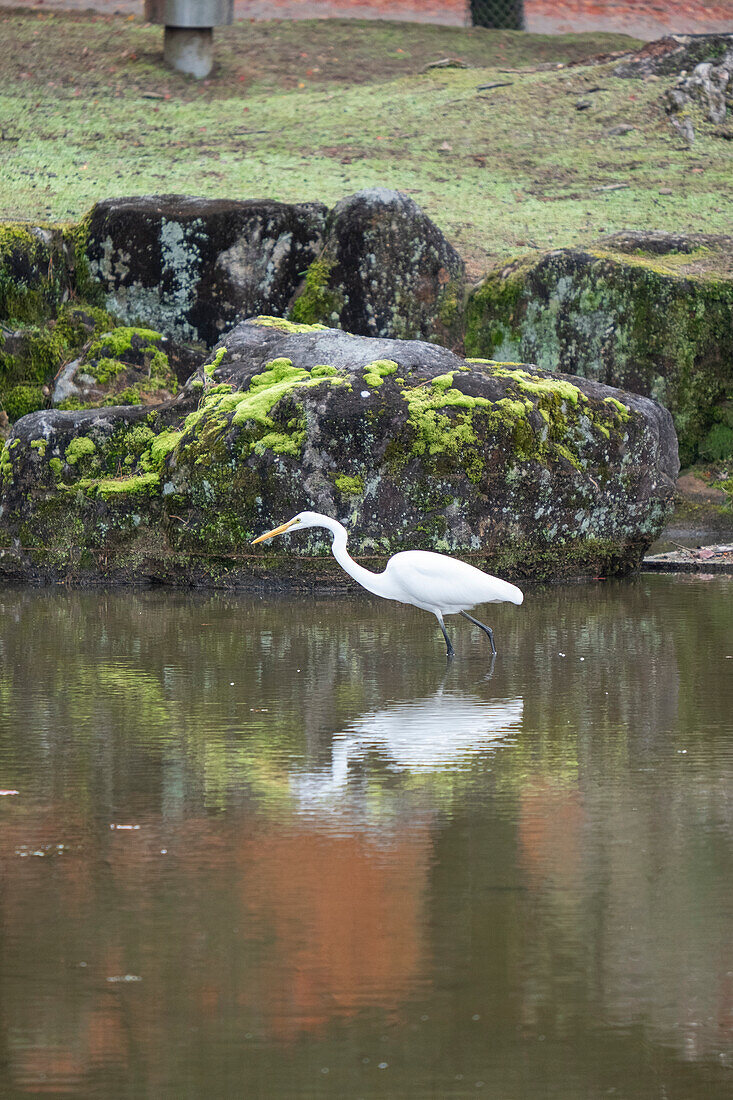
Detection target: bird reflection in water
<box><xmin>290</xmin><ymin>690</ymin><xmax>524</xmax><ymax>811</ymax></box>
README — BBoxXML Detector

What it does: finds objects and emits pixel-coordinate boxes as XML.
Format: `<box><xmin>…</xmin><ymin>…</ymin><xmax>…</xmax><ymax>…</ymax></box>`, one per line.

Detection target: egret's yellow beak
<box><xmin>251</xmin><ymin>518</ymin><xmax>298</xmax><ymax>545</ymax></box>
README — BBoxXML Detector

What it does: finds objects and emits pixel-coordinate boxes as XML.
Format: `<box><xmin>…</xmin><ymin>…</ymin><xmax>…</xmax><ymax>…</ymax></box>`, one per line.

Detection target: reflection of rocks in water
<box><xmin>0</xmin><ymin>578</ymin><xmax>732</xmax><ymax>1090</ymax></box>
<box><xmin>516</xmin><ymin>759</ymin><xmax>733</xmax><ymax>1066</ymax></box>
<box><xmin>516</xmin><ymin>579</ymin><xmax>681</xmax><ymax>746</ymax></box>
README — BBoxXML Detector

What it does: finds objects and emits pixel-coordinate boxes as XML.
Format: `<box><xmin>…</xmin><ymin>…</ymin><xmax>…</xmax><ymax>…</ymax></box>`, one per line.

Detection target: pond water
<box><xmin>0</xmin><ymin>575</ymin><xmax>731</xmax><ymax>1098</ymax></box>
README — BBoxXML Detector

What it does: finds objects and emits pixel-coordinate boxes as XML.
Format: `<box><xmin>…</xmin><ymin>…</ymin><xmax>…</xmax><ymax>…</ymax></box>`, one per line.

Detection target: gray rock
<box><xmin>52</xmin><ymin>358</ymin><xmax>84</xmax><ymax>406</ymax></box>
<box><xmin>465</xmin><ymin>237</ymin><xmax>733</xmax><ymax>465</ymax></box>
<box><xmin>614</xmin><ymin>33</ymin><xmax>733</xmax><ymax>78</ymax></box>
<box><xmin>665</xmin><ymin>47</ymin><xmax>733</xmax><ymax>137</ymax></box>
<box><xmin>84</xmin><ymin>195</ymin><xmax>328</xmax><ymax>346</ymax></box>
<box><xmin>0</xmin><ymin>318</ymin><xmax>678</xmax><ymax>588</ymax></box>
<box><xmin>594</xmin><ymin>230</ymin><xmax>733</xmax><ymax>256</ymax></box>
<box><xmin>290</xmin><ymin>189</ymin><xmax>466</xmax><ymax>349</ymax></box>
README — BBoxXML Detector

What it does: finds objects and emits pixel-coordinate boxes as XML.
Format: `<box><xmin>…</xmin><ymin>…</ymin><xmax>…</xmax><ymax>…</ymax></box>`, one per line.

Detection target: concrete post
<box><xmin>144</xmin><ymin>0</ymin><xmax>234</xmax><ymax>79</ymax></box>
<box><xmin>163</xmin><ymin>26</ymin><xmax>214</xmax><ymax>79</ymax></box>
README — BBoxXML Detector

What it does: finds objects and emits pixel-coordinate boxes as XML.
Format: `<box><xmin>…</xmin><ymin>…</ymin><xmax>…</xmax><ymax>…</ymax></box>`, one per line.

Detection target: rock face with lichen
<box><xmin>0</xmin><ymin>318</ymin><xmax>678</xmax><ymax>588</ymax></box>
<box><xmin>291</xmin><ymin>189</ymin><xmax>466</xmax><ymax>349</ymax></box>
<box><xmin>465</xmin><ymin>233</ymin><xmax>733</xmax><ymax>466</ymax></box>
<box><xmin>84</xmin><ymin>196</ymin><xmax>329</xmax><ymax>345</ymax></box>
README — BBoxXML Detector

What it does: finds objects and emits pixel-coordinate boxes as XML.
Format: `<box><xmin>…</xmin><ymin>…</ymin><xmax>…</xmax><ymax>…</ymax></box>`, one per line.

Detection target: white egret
<box><xmin>252</xmin><ymin>511</ymin><xmax>523</xmax><ymax>657</ymax></box>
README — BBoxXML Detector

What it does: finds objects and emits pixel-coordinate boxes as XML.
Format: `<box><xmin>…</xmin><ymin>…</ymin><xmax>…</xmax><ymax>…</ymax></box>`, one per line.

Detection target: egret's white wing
<box><xmin>385</xmin><ymin>550</ymin><xmax>521</xmax><ymax>612</ymax></box>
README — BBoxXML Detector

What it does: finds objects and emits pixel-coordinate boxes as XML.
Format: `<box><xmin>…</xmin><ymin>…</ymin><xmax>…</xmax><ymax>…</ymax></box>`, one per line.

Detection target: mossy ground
<box><xmin>1</xmin><ymin>13</ymin><xmax>730</xmax><ymax>277</ymax></box>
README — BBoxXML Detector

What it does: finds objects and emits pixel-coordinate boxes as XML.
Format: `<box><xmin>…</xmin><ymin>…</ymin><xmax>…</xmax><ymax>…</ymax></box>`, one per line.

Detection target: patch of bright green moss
<box><xmin>83</xmin><ymin>327</ymin><xmax>175</xmax><ymax>399</ymax></box>
<box><xmin>603</xmin><ymin>396</ymin><xmax>631</xmax><ymax>421</ymax></box>
<box><xmin>89</xmin><ymin>326</ymin><xmax>163</xmax><ymax>360</ymax></box>
<box><xmin>3</xmin><ymin>384</ymin><xmax>45</xmax><ymax>421</ymax></box>
<box><xmin>363</xmin><ymin>360</ymin><xmax>398</xmax><ymax>389</ymax></box>
<box><xmin>91</xmin><ymin>357</ymin><xmax>127</xmax><ymax>384</ymax></box>
<box><xmin>493</xmin><ymin>366</ymin><xmax>584</xmax><ymax>406</ymax></box>
<box><xmin>146</xmin><ymin>428</ymin><xmax>184</xmax><ymax>469</ymax></box>
<box><xmin>86</xmin><ymin>472</ymin><xmax>161</xmax><ymax>499</ymax></box>
<box><xmin>64</xmin><ymin>436</ymin><xmax>96</xmax><ymax>465</ymax></box>
<box><xmin>48</xmin><ymin>456</ymin><xmax>63</xmax><ymax>477</ymax></box>
<box><xmin>430</xmin><ymin>372</ymin><xmax>455</xmax><ymax>391</ymax></box>
<box><xmin>0</xmin><ymin>441</ymin><xmax>13</xmax><ymax>485</ymax></box>
<box><xmin>334</xmin><ymin>474</ymin><xmax>365</xmax><ymax>495</ymax></box>
<box><xmin>400</xmin><ymin>378</ymin><xmax>495</xmax><ymax>481</ymax></box>
<box><xmin>53</xmin><ymin>302</ymin><xmax>116</xmax><ymax>346</ymax></box>
<box><xmin>290</xmin><ymin>257</ymin><xmax>341</xmax><ymax>326</ymax></box>
<box><xmin>179</xmin><ymin>355</ymin><xmax>346</xmax><ymax>459</ymax></box>
<box><xmin>252</xmin><ymin>316</ymin><xmax>329</xmax><ymax>334</ymax></box>
<box><xmin>251</xmin><ymin>430</ymin><xmax>305</xmax><ymax>456</ymax></box>
<box><xmin>205</xmin><ymin>345</ymin><xmax>228</xmax><ymax>379</ymax></box>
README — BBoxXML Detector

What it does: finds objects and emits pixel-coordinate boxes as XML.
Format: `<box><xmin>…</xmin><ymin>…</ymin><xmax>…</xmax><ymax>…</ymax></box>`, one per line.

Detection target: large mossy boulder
<box><xmin>84</xmin><ymin>196</ymin><xmax>328</xmax><ymax>346</ymax></box>
<box><xmin>290</xmin><ymin>189</ymin><xmax>466</xmax><ymax>349</ymax></box>
<box><xmin>0</xmin><ymin>318</ymin><xmax>677</xmax><ymax>587</ymax></box>
<box><xmin>465</xmin><ymin>233</ymin><xmax>733</xmax><ymax>465</ymax></box>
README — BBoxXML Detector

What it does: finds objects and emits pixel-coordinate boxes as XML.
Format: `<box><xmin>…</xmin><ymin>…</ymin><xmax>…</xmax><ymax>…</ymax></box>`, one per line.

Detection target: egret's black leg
<box><xmin>437</xmin><ymin>615</ymin><xmax>455</xmax><ymax>658</ymax></box>
<box><xmin>461</xmin><ymin>610</ymin><xmax>497</xmax><ymax>655</ymax></box>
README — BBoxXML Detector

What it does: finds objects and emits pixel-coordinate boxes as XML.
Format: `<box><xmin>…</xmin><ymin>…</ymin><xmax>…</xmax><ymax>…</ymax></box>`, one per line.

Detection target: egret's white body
<box><xmin>252</xmin><ymin>511</ymin><xmax>523</xmax><ymax>657</ymax></box>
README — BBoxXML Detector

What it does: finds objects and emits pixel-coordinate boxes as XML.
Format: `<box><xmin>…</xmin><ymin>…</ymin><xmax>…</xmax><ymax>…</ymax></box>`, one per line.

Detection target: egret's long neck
<box><xmin>328</xmin><ymin>523</ymin><xmax>393</xmax><ymax>599</ymax></box>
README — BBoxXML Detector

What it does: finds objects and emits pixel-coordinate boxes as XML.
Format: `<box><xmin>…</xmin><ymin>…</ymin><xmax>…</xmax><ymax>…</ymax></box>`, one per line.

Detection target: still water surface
<box><xmin>0</xmin><ymin>576</ymin><xmax>731</xmax><ymax>1098</ymax></box>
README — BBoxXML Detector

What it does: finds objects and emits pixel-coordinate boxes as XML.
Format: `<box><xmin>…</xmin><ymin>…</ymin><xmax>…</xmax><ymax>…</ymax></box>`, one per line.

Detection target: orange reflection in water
<box><xmin>0</xmin><ymin>802</ymin><xmax>431</xmax><ymax>1091</ymax></box>
<box><xmin>236</xmin><ymin>826</ymin><xmax>430</xmax><ymax>1040</ymax></box>
<box><xmin>517</xmin><ymin>779</ymin><xmax>586</xmax><ymax>887</ymax></box>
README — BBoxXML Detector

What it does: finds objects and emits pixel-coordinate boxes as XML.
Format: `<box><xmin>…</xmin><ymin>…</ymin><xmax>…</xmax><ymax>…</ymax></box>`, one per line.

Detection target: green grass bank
<box><xmin>1</xmin><ymin>11</ymin><xmax>731</xmax><ymax>277</ymax></box>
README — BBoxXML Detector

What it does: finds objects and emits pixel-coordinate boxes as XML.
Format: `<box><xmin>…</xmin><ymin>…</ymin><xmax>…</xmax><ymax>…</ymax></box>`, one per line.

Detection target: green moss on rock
<box><xmin>466</xmin><ymin>245</ymin><xmax>733</xmax><ymax>465</ymax></box>
<box><xmin>252</xmin><ymin>316</ymin><xmax>329</xmax><ymax>334</ymax></box>
<box><xmin>363</xmin><ymin>360</ymin><xmax>398</xmax><ymax>389</ymax></box>
<box><xmin>334</xmin><ymin>474</ymin><xmax>365</xmax><ymax>495</ymax></box>
<box><xmin>290</xmin><ymin>257</ymin><xmax>341</xmax><ymax>325</ymax></box>
<box><xmin>64</xmin><ymin>437</ymin><xmax>96</xmax><ymax>466</ymax></box>
<box><xmin>0</xmin><ymin>320</ymin><xmax>678</xmax><ymax>587</ymax></box>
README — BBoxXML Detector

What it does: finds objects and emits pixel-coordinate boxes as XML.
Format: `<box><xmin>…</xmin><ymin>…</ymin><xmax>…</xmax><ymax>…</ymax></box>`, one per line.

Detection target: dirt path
<box><xmin>10</xmin><ymin>0</ymin><xmax>733</xmax><ymax>39</ymax></box>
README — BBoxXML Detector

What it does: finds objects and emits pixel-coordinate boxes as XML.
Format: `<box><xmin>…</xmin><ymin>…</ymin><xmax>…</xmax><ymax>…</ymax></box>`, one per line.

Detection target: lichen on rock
<box><xmin>84</xmin><ymin>196</ymin><xmax>328</xmax><ymax>346</ymax></box>
<box><xmin>465</xmin><ymin>235</ymin><xmax>733</xmax><ymax>465</ymax></box>
<box><xmin>289</xmin><ymin>190</ymin><xmax>466</xmax><ymax>350</ymax></box>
